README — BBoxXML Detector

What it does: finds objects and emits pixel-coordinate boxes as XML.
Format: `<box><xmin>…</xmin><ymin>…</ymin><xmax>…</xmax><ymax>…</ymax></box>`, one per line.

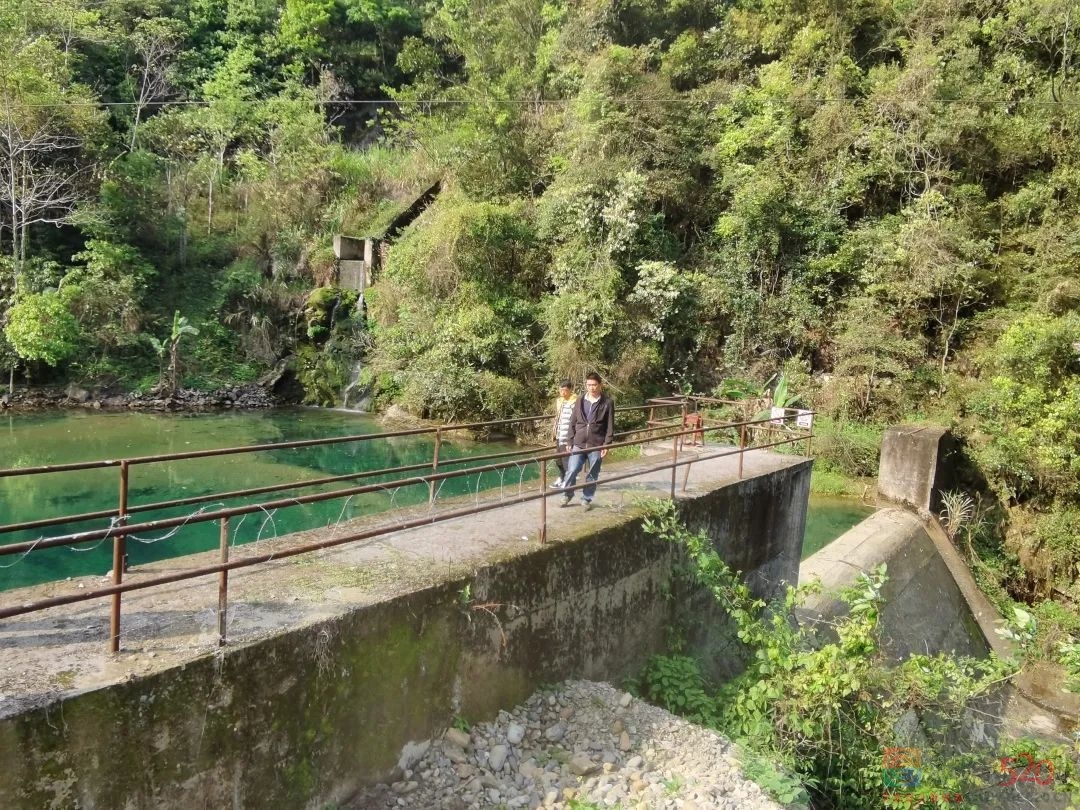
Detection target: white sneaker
<box><xmin>582</xmin><ymin>500</ymin><xmax>593</xmax><ymax>511</ymax></box>
<box><xmin>552</xmin><ymin>478</ymin><xmax>564</xmax><ymax>489</ymax></box>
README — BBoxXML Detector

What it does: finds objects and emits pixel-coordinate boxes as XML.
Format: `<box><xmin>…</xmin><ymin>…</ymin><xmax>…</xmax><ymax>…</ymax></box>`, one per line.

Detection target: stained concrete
<box><xmin>798</xmin><ymin>506</ymin><xmax>1075</xmax><ymax>809</ymax></box>
<box><xmin>798</xmin><ymin>509</ymin><xmax>1001</xmax><ymax>660</ymax></box>
<box><xmin>0</xmin><ymin>445</ymin><xmax>811</xmax><ymax>810</ymax></box>
<box><xmin>878</xmin><ymin>425</ymin><xmax>956</xmax><ymax>515</ymax></box>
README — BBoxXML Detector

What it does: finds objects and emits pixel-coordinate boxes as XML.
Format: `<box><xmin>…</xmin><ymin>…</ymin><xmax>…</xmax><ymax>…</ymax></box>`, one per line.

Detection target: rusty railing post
<box><xmin>109</xmin><ymin>460</ymin><xmax>129</xmax><ymax>653</ymax></box>
<box><xmin>218</xmin><ymin>516</ymin><xmax>229</xmax><ymax>646</ymax></box>
<box><xmin>670</xmin><ymin>428</ymin><xmax>679</xmax><ymax>499</ymax></box>
<box><xmin>738</xmin><ymin>423</ymin><xmax>746</xmax><ymax>480</ymax></box>
<box><xmin>429</xmin><ymin>428</ymin><xmax>442</xmax><ymax>504</ymax></box>
<box><xmin>682</xmin><ymin>441</ymin><xmax>694</xmax><ymax>493</ymax></box>
<box><xmin>539</xmin><ymin>460</ymin><xmax>547</xmax><ymax>544</ymax></box>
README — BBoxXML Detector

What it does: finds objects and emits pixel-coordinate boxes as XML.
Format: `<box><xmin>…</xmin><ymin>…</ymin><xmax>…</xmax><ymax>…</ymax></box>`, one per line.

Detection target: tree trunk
<box><xmin>168</xmin><ymin>341</ymin><xmax>179</xmax><ymax>393</ymax></box>
<box><xmin>7</xmin><ymin>153</ymin><xmax>19</xmax><ymax>282</ymax></box>
<box><xmin>130</xmin><ymin>105</ymin><xmax>142</xmax><ymax>152</ymax></box>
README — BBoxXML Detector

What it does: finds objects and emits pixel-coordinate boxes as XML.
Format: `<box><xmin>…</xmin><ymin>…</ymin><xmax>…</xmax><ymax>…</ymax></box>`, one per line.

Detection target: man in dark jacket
<box><xmin>558</xmin><ymin>372</ymin><xmax>615</xmax><ymax>510</ymax></box>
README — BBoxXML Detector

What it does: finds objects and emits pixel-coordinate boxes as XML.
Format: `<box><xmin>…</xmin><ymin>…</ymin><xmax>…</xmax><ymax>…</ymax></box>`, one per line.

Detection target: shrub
<box><xmin>810</xmin><ymin>418</ymin><xmax>883</xmax><ymax>479</ymax></box>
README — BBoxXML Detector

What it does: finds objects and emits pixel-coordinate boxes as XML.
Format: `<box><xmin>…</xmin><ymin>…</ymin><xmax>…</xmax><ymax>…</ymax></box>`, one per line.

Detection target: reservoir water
<box><xmin>0</xmin><ymin>409</ymin><xmax>533</xmax><ymax>590</ymax></box>
<box><xmin>801</xmin><ymin>494</ymin><xmax>876</xmax><ymax>559</ymax></box>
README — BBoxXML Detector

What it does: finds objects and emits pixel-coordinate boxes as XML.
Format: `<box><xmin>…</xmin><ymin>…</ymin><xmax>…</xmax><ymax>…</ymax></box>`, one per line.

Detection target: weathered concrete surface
<box><xmin>799</xmin><ymin>509</ymin><xmax>999</xmax><ymax>660</ymax></box>
<box><xmin>338</xmin><ymin>258</ymin><xmax>367</xmax><ymax>292</ymax></box>
<box><xmin>333</xmin><ymin>234</ymin><xmax>365</xmax><ymax>260</ymax></box>
<box><xmin>0</xmin><ymin>446</ymin><xmax>810</xmax><ymax>810</ymax></box>
<box><xmin>878</xmin><ymin>425</ymin><xmax>956</xmax><ymax>515</ymax></box>
<box><xmin>797</xmin><ymin>507</ymin><xmax>1077</xmax><ymax>803</ymax></box>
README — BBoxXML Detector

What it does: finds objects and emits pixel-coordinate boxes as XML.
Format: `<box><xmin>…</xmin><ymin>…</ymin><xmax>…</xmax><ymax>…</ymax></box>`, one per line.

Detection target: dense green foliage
<box><xmin>0</xmin><ymin>0</ymin><xmax>424</xmax><ymax>392</ymax></box>
<box><xmin>2</xmin><ymin>0</ymin><xmax>1080</xmax><ymax>707</ymax></box>
<box><xmin>636</xmin><ymin>502</ymin><xmax>1080</xmax><ymax>809</ymax></box>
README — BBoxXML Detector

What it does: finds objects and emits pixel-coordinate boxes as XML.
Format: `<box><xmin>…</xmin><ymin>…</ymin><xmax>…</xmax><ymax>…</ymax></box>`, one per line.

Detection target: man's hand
<box><xmin>600</xmin><ymin>448</ymin><xmax>608</xmax><ymax>459</ymax></box>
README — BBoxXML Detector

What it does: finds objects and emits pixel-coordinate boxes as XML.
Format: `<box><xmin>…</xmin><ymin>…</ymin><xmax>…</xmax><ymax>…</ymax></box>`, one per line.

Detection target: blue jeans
<box><xmin>562</xmin><ymin>448</ymin><xmax>604</xmax><ymax>503</ymax></box>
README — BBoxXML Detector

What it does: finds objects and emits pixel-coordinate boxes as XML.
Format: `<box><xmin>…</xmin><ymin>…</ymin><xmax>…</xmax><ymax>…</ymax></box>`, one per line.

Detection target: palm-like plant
<box><xmin>146</xmin><ymin>310</ymin><xmax>198</xmax><ymax>394</ymax></box>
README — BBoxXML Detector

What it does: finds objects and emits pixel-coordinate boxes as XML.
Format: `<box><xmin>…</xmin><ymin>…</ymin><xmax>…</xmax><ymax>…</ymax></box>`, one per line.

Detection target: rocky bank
<box><xmin>0</xmin><ymin>381</ymin><xmax>278</xmax><ymax>410</ymax></box>
<box><xmin>346</xmin><ymin>680</ymin><xmax>791</xmax><ymax>810</ymax></box>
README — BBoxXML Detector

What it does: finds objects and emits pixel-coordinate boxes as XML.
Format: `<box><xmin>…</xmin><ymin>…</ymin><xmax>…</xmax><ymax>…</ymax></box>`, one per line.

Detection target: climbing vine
<box><xmin>637</xmin><ymin>501</ymin><xmax>1023</xmax><ymax>809</ymax></box>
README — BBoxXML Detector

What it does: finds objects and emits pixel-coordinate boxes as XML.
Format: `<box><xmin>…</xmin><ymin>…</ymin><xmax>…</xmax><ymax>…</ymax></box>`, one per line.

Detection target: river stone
<box><xmin>544</xmin><ymin>721</ymin><xmax>566</xmax><ymax>741</ymax></box>
<box><xmin>443</xmin><ymin>728</ymin><xmax>470</xmax><ymax>749</ymax></box>
<box><xmin>443</xmin><ymin>745</ymin><xmax>468</xmax><ymax>764</ymax></box>
<box><xmin>569</xmin><ymin>754</ymin><xmax>599</xmax><ymax>776</ymax></box>
<box><xmin>507</xmin><ymin>722</ymin><xmax>526</xmax><ymax>744</ymax></box>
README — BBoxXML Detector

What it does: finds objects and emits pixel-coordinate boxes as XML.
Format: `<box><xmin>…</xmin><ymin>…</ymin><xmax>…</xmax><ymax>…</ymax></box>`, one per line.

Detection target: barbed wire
<box><xmin>0</xmin><ymin>534</ymin><xmax>45</xmax><ymax>568</ymax></box>
<box><xmin>127</xmin><ymin>502</ymin><xmax>225</xmax><ymax>544</ymax></box>
<box><xmin>0</xmin><ymin>446</ymin><xmax>657</xmax><ymax>583</ymax></box>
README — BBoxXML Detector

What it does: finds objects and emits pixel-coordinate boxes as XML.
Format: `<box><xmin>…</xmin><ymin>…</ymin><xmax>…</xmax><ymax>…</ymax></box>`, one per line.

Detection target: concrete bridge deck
<box><xmin>0</xmin><ymin>444</ymin><xmax>806</xmax><ymax>721</ymax></box>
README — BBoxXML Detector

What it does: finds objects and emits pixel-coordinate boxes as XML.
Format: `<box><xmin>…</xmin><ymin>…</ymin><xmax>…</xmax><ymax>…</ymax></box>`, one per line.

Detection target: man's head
<box><xmin>584</xmin><ymin>372</ymin><xmax>602</xmax><ymax>395</ymax></box>
<box><xmin>558</xmin><ymin>379</ymin><xmax>573</xmax><ymax>397</ymax></box>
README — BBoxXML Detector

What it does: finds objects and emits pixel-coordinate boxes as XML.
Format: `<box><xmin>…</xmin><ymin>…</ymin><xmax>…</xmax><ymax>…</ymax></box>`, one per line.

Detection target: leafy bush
<box><xmin>809</xmin><ymin>418</ymin><xmax>883</xmax><ymax>479</ymax></box>
<box><xmin>188</xmin><ymin>320</ymin><xmax>261</xmax><ymax>388</ymax></box>
<box><xmin>4</xmin><ymin>290</ymin><xmax>81</xmax><ymax>367</ymax></box>
<box><xmin>970</xmin><ymin>313</ymin><xmax>1080</xmax><ymax>504</ymax></box>
<box><xmin>638</xmin><ymin>655</ymin><xmax>718</xmax><ymax>726</ymax></box>
<box><xmin>640</xmin><ymin>500</ymin><xmax>1016</xmax><ymax>809</ymax></box>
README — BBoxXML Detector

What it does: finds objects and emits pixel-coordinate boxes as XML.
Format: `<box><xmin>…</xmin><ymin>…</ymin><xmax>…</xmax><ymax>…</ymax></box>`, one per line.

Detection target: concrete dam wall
<box><xmin>798</xmin><ymin>509</ymin><xmax>998</xmax><ymax>661</ymax></box>
<box><xmin>0</xmin><ymin>454</ymin><xmax>811</xmax><ymax>810</ymax></box>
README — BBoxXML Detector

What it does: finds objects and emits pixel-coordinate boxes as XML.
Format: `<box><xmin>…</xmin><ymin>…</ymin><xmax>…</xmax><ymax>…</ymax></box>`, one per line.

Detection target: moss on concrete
<box><xmin>0</xmin><ymin>462</ymin><xmax>812</xmax><ymax>810</ymax></box>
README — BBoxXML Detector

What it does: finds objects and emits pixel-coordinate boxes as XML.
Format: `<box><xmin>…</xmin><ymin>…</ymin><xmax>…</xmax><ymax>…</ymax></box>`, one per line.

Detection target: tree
<box><xmin>124</xmin><ymin>17</ymin><xmax>183</xmax><ymax>151</ymax></box>
<box><xmin>0</xmin><ymin>2</ymin><xmax>107</xmax><ymax>386</ymax></box>
<box><xmin>65</xmin><ymin>238</ymin><xmax>155</xmax><ymax>350</ymax></box>
<box><xmin>973</xmin><ymin>313</ymin><xmax>1080</xmax><ymax>504</ymax></box>
<box><xmin>149</xmin><ymin>43</ymin><xmax>262</xmax><ymax>232</ymax></box>
<box><xmin>0</xmin><ymin>7</ymin><xmax>107</xmax><ymax>282</ymax></box>
<box><xmin>3</xmin><ymin>288</ymin><xmax>81</xmax><ymax>369</ymax></box>
<box><xmin>861</xmin><ymin>194</ymin><xmax>995</xmax><ymax>390</ymax></box>
<box><xmin>831</xmin><ymin>296</ymin><xmax>922</xmax><ymax>420</ymax></box>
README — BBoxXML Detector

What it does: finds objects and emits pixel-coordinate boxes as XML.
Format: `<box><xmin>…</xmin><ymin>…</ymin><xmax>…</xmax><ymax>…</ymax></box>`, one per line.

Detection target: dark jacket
<box><xmin>568</xmin><ymin>393</ymin><xmax>615</xmax><ymax>449</ymax></box>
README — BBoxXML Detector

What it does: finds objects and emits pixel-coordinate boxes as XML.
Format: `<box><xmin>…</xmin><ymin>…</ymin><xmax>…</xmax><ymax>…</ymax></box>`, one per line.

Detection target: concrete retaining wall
<box><xmin>798</xmin><ymin>509</ymin><xmax>990</xmax><ymax>660</ymax></box>
<box><xmin>878</xmin><ymin>426</ymin><xmax>956</xmax><ymax>515</ymax></box>
<box><xmin>0</xmin><ymin>460</ymin><xmax>811</xmax><ymax>810</ymax></box>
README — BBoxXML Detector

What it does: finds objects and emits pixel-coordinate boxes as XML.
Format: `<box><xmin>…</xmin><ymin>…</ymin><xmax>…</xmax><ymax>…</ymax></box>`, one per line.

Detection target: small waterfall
<box><xmin>340</xmin><ymin>358</ymin><xmax>369</xmax><ymax>410</ymax></box>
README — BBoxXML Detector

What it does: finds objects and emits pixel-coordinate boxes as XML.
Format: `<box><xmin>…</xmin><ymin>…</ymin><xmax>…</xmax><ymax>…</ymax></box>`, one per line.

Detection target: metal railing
<box><xmin>0</xmin><ymin>397</ymin><xmax>813</xmax><ymax>651</ymax></box>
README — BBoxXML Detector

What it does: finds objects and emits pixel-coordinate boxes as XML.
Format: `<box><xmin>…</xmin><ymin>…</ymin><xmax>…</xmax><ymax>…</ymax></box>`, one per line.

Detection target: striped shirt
<box><xmin>554</xmin><ymin>394</ymin><xmax>577</xmax><ymax>445</ymax></box>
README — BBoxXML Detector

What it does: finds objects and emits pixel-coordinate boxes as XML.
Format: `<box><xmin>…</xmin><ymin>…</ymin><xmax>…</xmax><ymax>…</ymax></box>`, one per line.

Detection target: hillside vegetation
<box><xmin>3</xmin><ymin>0</ymin><xmax>1080</xmax><ymax>749</ymax></box>
<box><xmin>4</xmin><ymin>0</ymin><xmax>1080</xmax><ymax>804</ymax></box>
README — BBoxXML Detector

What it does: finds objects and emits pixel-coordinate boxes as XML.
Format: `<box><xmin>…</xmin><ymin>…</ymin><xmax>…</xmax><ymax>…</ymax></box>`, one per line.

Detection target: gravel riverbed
<box><xmin>346</xmin><ymin>680</ymin><xmax>787</xmax><ymax>810</ymax></box>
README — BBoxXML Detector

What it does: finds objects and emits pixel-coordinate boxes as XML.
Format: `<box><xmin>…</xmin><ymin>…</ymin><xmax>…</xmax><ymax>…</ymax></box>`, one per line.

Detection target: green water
<box><xmin>801</xmin><ymin>494</ymin><xmax>876</xmax><ymax>559</ymax></box>
<box><xmin>0</xmin><ymin>409</ymin><xmax>533</xmax><ymax>590</ymax></box>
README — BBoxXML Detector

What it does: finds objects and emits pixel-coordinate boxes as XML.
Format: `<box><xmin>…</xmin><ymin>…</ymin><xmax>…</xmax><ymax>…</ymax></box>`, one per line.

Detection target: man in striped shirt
<box><xmin>551</xmin><ymin>379</ymin><xmax>577</xmax><ymax>488</ymax></box>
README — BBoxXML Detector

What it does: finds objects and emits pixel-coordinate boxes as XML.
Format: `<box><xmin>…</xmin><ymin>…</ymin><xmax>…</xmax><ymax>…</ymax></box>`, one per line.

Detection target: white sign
<box><xmin>796</xmin><ymin>409</ymin><xmax>813</xmax><ymax>429</ymax></box>
<box><xmin>770</xmin><ymin>406</ymin><xmax>786</xmax><ymax>425</ymax></box>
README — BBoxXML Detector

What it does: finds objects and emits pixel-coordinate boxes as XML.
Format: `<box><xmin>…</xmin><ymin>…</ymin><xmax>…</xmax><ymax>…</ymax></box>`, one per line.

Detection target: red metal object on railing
<box><xmin>0</xmin><ymin>398</ymin><xmax>813</xmax><ymax>650</ymax></box>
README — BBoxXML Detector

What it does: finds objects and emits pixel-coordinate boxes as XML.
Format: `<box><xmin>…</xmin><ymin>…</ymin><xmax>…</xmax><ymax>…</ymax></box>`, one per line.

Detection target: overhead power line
<box><xmin>2</xmin><ymin>95</ymin><xmax>1079</xmax><ymax>110</ymax></box>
